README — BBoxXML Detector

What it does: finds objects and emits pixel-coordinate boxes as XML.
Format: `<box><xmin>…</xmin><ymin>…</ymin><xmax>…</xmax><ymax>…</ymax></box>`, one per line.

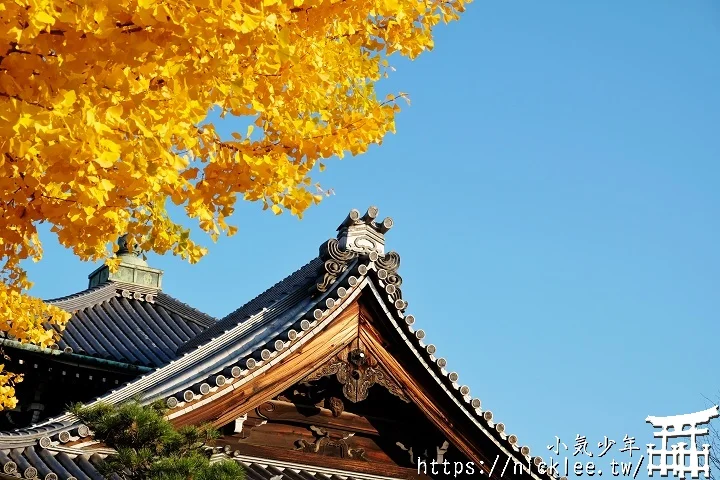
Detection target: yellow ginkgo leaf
<box><xmin>94</xmin><ymin>152</ymin><xmax>117</xmax><ymax>168</ymax></box>
<box><xmin>0</xmin><ymin>0</ymin><xmax>468</xmax><ymax>408</ymax></box>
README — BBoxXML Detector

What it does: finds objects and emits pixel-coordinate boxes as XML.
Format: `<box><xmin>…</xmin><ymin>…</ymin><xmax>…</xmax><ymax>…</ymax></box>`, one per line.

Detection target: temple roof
<box><xmin>179</xmin><ymin>257</ymin><xmax>323</xmax><ymax>353</ymax></box>
<box><xmin>1</xmin><ymin>243</ymin><xmax>217</xmax><ymax>370</ymax></box>
<box><xmin>0</xmin><ymin>446</ymin><xmax>386</xmax><ymax>480</ymax></box>
<box><xmin>46</xmin><ymin>283</ymin><xmax>216</xmax><ymax>368</ymax></box>
<box><xmin>0</xmin><ymin>207</ymin><xmax>560</xmax><ymax>480</ymax></box>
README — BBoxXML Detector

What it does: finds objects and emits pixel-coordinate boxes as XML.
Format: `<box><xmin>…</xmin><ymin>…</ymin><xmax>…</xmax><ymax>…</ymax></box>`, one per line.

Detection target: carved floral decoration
<box><xmin>302</xmin><ymin>348</ymin><xmax>409</xmax><ymax>404</ymax></box>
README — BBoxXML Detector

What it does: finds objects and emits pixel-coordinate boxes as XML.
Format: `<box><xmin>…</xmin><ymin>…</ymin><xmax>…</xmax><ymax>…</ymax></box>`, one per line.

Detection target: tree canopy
<box><xmin>71</xmin><ymin>400</ymin><xmax>245</xmax><ymax>480</ymax></box>
<box><xmin>0</xmin><ymin>0</ymin><xmax>468</xmax><ymax>408</ymax></box>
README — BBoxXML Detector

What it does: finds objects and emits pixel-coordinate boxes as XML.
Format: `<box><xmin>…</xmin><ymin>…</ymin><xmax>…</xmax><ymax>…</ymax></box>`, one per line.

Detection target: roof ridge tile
<box><xmin>176</xmin><ymin>257</ymin><xmax>323</xmax><ymax>354</ymax></box>
<box><xmin>44</xmin><ymin>283</ymin><xmax>118</xmax><ymax>310</ymax></box>
<box><xmin>154</xmin><ymin>293</ymin><xmax>218</xmax><ymax>327</ymax></box>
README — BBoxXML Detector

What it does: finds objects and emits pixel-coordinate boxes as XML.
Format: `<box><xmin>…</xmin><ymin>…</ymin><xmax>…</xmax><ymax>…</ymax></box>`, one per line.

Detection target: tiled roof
<box><xmin>178</xmin><ymin>257</ymin><xmax>324</xmax><ymax>353</ymax></box>
<box><xmin>230</xmin><ymin>455</ymin><xmax>399</xmax><ymax>480</ymax></box>
<box><xmin>0</xmin><ymin>208</ymin><xmax>563</xmax><ymax>480</ymax></box>
<box><xmin>54</xmin><ymin>294</ymin><xmax>211</xmax><ymax>368</ymax></box>
<box><xmin>0</xmin><ymin>445</ymin><xmax>118</xmax><ymax>480</ymax></box>
<box><xmin>41</xmin><ymin>283</ymin><xmax>216</xmax><ymax>369</ymax></box>
<box><xmin>0</xmin><ymin>446</ymin><xmax>389</xmax><ymax>480</ymax></box>
<box><xmin>2</xmin><ymin>282</ymin><xmax>216</xmax><ymax>370</ymax></box>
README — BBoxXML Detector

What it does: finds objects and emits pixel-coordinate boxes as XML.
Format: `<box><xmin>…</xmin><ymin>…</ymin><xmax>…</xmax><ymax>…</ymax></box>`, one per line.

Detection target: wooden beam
<box><xmin>170</xmin><ymin>296</ymin><xmax>524</xmax><ymax>479</ymax></box>
<box><xmin>173</xmin><ymin>302</ymin><xmax>361</xmax><ymax>428</ymax></box>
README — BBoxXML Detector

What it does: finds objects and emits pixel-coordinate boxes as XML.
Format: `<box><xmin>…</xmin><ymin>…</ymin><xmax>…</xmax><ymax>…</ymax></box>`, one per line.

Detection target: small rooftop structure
<box><xmin>0</xmin><ymin>207</ymin><xmax>556</xmax><ymax>480</ymax></box>
<box><xmin>87</xmin><ymin>235</ymin><xmax>163</xmax><ymax>289</ymax></box>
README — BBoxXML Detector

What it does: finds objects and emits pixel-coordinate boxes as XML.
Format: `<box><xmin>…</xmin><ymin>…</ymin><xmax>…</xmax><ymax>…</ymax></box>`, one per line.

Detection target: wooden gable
<box><xmin>0</xmin><ymin>208</ymin><xmax>552</xmax><ymax>480</ymax></box>
<box><xmin>169</xmin><ymin>292</ymin><xmax>525</xmax><ymax>479</ymax></box>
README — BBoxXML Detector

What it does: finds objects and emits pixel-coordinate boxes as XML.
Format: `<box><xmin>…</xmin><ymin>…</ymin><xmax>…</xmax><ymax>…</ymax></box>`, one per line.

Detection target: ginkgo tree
<box><xmin>0</xmin><ymin>0</ymin><xmax>468</xmax><ymax>408</ymax></box>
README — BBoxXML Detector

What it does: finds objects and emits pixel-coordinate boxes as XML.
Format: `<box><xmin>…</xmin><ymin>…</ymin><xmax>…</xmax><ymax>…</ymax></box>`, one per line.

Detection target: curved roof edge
<box><xmin>0</xmin><ymin>241</ymin><xmax>564</xmax><ymax>480</ymax></box>
<box><xmin>177</xmin><ymin>257</ymin><xmax>324</xmax><ymax>353</ymax></box>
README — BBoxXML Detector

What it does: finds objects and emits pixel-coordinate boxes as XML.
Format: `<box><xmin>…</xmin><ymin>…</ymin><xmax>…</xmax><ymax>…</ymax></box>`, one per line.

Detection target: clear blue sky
<box><xmin>25</xmin><ymin>2</ymin><xmax>719</xmax><ymax>478</ymax></box>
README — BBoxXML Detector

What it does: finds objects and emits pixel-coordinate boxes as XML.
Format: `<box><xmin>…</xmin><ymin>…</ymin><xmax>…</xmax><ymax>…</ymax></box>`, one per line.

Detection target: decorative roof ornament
<box><xmin>337</xmin><ymin>206</ymin><xmax>393</xmax><ymax>255</ymax></box>
<box><xmin>87</xmin><ymin>235</ymin><xmax>163</xmax><ymax>290</ymax></box>
<box><xmin>317</xmin><ymin>238</ymin><xmax>358</xmax><ymax>292</ymax></box>
<box><xmin>116</xmin><ymin>234</ymin><xmax>148</xmax><ymax>267</ymax></box>
<box><xmin>316</xmin><ymin>207</ymin><xmax>403</xmax><ymax>306</ymax></box>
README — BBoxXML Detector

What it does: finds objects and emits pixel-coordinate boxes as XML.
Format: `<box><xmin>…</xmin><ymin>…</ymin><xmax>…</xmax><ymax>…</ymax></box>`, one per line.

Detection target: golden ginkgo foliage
<box><xmin>0</xmin><ymin>0</ymin><xmax>467</xmax><ymax>408</ymax></box>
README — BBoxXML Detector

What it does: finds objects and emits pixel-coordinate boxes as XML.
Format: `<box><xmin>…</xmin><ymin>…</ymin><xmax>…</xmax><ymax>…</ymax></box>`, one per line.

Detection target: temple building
<box><xmin>0</xmin><ymin>208</ymin><xmax>557</xmax><ymax>480</ymax></box>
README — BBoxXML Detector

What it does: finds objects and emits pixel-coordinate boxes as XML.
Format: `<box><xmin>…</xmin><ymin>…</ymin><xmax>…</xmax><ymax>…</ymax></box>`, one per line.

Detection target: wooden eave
<box><xmin>163</xmin><ymin>277</ymin><xmax>544</xmax><ymax>480</ymax></box>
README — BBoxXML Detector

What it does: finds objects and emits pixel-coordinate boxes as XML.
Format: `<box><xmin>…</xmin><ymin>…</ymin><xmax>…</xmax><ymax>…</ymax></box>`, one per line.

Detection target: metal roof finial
<box><xmin>115</xmin><ymin>234</ymin><xmax>147</xmax><ymax>267</ymax></box>
<box><xmin>116</xmin><ymin>234</ymin><xmax>133</xmax><ymax>256</ymax></box>
<box><xmin>87</xmin><ymin>234</ymin><xmax>163</xmax><ymax>289</ymax></box>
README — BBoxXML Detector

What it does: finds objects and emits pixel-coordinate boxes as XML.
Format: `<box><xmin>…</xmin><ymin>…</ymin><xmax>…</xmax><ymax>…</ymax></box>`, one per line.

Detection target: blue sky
<box><xmin>25</xmin><ymin>1</ymin><xmax>719</xmax><ymax>478</ymax></box>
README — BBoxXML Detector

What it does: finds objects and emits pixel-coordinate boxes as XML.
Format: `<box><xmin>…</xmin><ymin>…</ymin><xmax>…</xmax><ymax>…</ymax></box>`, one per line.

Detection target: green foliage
<box><xmin>70</xmin><ymin>400</ymin><xmax>244</xmax><ymax>480</ymax></box>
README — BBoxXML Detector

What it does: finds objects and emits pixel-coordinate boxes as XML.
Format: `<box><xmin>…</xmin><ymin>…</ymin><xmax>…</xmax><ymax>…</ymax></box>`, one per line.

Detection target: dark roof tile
<box><xmin>2</xmin><ymin>283</ymin><xmax>218</xmax><ymax>369</ymax></box>
<box><xmin>0</xmin><ymin>447</ymin><xmax>372</xmax><ymax>480</ymax></box>
<box><xmin>178</xmin><ymin>257</ymin><xmax>323</xmax><ymax>353</ymax></box>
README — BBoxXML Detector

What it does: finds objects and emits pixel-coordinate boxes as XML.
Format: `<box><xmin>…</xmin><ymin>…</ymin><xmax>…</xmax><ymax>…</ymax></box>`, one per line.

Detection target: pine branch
<box><xmin>70</xmin><ymin>401</ymin><xmax>244</xmax><ymax>480</ymax></box>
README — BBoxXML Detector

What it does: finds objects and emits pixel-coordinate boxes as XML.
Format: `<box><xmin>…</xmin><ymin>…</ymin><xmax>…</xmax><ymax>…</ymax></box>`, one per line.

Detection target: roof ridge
<box><xmin>176</xmin><ymin>256</ymin><xmax>323</xmax><ymax>354</ymax></box>
<box><xmin>44</xmin><ymin>283</ymin><xmax>118</xmax><ymax>309</ymax></box>
<box><xmin>154</xmin><ymin>293</ymin><xmax>217</xmax><ymax>327</ymax></box>
<box><xmin>45</xmin><ymin>282</ymin><xmax>162</xmax><ymax>312</ymax></box>
<box><xmin>222</xmin><ymin>256</ymin><xmax>322</xmax><ymax>322</ymax></box>
<box><xmin>42</xmin><ymin>280</ymin><xmax>216</xmax><ymax>333</ymax></box>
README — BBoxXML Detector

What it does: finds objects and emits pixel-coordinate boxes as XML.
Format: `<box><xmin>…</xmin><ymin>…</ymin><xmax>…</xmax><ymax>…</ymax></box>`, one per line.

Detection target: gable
<box><xmin>164</xmin><ymin>287</ymin><xmax>534</xmax><ymax>479</ymax></box>
<box><xmin>215</xmin><ymin>361</ymin><xmax>472</xmax><ymax>479</ymax></box>
<box><xmin>0</xmin><ymin>208</ymin><xmax>555</xmax><ymax>480</ymax></box>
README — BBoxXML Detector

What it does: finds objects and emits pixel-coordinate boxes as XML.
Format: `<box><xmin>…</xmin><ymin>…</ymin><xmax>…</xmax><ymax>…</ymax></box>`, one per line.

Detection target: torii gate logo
<box><xmin>646</xmin><ymin>406</ymin><xmax>719</xmax><ymax>478</ymax></box>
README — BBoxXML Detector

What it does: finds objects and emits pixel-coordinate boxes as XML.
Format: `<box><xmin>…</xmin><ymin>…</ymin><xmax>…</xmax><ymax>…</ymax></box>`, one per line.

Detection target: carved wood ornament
<box><xmin>295</xmin><ymin>425</ymin><xmax>367</xmax><ymax>460</ymax></box>
<box><xmin>302</xmin><ymin>345</ymin><xmax>409</xmax><ymax>404</ymax></box>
